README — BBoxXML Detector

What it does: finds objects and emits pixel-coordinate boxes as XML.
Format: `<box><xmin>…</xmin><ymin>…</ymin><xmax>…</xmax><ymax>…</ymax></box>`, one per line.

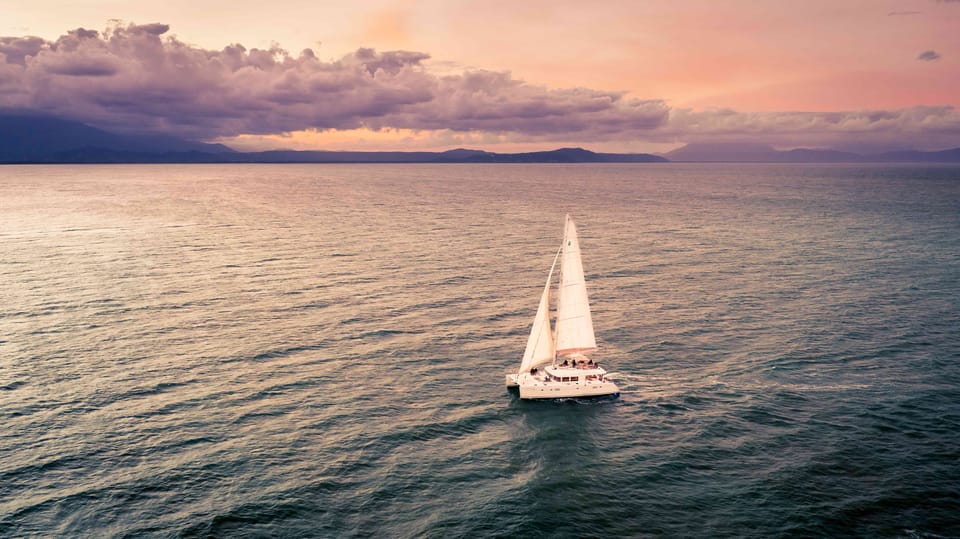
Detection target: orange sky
<box><xmin>2</xmin><ymin>0</ymin><xmax>958</xmax><ymax>151</ymax></box>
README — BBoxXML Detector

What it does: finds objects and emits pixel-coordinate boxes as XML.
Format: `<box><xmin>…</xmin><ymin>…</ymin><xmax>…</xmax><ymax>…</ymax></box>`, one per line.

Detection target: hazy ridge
<box><xmin>2</xmin><ymin>114</ymin><xmax>959</xmax><ymax>163</ymax></box>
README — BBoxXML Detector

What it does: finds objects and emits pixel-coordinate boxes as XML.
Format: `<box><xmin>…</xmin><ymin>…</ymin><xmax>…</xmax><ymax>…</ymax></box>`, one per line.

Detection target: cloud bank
<box><xmin>664</xmin><ymin>106</ymin><xmax>960</xmax><ymax>152</ymax></box>
<box><xmin>1</xmin><ymin>22</ymin><xmax>958</xmax><ymax>151</ymax></box>
<box><xmin>0</xmin><ymin>23</ymin><xmax>667</xmax><ymax>140</ymax></box>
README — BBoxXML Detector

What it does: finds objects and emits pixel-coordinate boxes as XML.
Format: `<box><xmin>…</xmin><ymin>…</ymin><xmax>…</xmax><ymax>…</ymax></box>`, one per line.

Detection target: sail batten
<box><xmin>555</xmin><ymin>214</ymin><xmax>597</xmax><ymax>355</ymax></box>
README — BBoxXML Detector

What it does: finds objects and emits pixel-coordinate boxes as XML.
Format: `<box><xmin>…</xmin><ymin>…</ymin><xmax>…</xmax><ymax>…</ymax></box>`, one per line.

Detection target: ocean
<box><xmin>1</xmin><ymin>163</ymin><xmax>959</xmax><ymax>537</ymax></box>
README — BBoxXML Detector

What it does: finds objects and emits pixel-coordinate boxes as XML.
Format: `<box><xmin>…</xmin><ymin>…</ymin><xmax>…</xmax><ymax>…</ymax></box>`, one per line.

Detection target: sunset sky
<box><xmin>1</xmin><ymin>0</ymin><xmax>958</xmax><ymax>152</ymax></box>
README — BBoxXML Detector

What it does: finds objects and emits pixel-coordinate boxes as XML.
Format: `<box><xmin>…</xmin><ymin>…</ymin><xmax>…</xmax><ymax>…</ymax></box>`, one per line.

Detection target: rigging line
<box><xmin>543</xmin><ymin>243</ymin><xmax>562</xmax><ymax>365</ymax></box>
<box><xmin>552</xmin><ymin>222</ymin><xmax>567</xmax><ymax>366</ymax></box>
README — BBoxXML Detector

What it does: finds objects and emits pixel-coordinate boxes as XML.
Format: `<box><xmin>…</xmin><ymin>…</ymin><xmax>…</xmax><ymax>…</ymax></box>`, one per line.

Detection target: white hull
<box><xmin>512</xmin><ymin>368</ymin><xmax>619</xmax><ymax>399</ymax></box>
<box><xmin>518</xmin><ymin>380</ymin><xmax>619</xmax><ymax>399</ymax></box>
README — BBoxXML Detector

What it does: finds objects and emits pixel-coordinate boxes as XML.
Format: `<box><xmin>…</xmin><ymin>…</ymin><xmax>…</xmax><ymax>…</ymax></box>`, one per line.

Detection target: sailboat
<box><xmin>505</xmin><ymin>215</ymin><xmax>620</xmax><ymax>399</ymax></box>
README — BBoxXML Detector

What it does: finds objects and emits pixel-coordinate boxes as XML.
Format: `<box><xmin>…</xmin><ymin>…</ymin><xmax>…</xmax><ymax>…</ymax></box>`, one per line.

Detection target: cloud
<box><xmin>1</xmin><ymin>22</ymin><xmax>958</xmax><ymax>151</ymax></box>
<box><xmin>383</xmin><ymin>70</ymin><xmax>667</xmax><ymax>135</ymax></box>
<box><xmin>887</xmin><ymin>10</ymin><xmax>921</xmax><ymax>15</ymax></box>
<box><xmin>0</xmin><ymin>36</ymin><xmax>46</xmax><ymax>65</ymax></box>
<box><xmin>0</xmin><ymin>22</ymin><xmax>668</xmax><ymax>141</ymax></box>
<box><xmin>661</xmin><ymin>106</ymin><xmax>960</xmax><ymax>151</ymax></box>
<box><xmin>917</xmin><ymin>50</ymin><xmax>941</xmax><ymax>61</ymax></box>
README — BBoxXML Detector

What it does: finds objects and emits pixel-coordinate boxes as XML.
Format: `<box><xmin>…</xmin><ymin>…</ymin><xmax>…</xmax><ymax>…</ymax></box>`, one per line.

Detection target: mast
<box><xmin>552</xmin><ymin>218</ymin><xmax>566</xmax><ymax>365</ymax></box>
<box><xmin>554</xmin><ymin>214</ymin><xmax>597</xmax><ymax>356</ymax></box>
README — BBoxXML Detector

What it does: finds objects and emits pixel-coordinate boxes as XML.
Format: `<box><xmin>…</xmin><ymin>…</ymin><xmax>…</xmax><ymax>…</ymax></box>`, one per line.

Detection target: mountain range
<box><xmin>0</xmin><ymin>115</ymin><xmax>235</xmax><ymax>162</ymax></box>
<box><xmin>1</xmin><ymin>114</ymin><xmax>958</xmax><ymax>163</ymax></box>
<box><xmin>664</xmin><ymin>142</ymin><xmax>960</xmax><ymax>163</ymax></box>
<box><xmin>0</xmin><ymin>114</ymin><xmax>665</xmax><ymax>164</ymax></box>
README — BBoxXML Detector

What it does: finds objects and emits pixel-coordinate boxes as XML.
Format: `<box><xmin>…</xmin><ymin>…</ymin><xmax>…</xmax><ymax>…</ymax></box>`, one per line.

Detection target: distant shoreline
<box><xmin>6</xmin><ymin>161</ymin><xmax>960</xmax><ymax>166</ymax></box>
<box><xmin>4</xmin><ymin>115</ymin><xmax>958</xmax><ymax>164</ymax></box>
<box><xmin>5</xmin><ymin>147</ymin><xmax>960</xmax><ymax>165</ymax></box>
<box><xmin>0</xmin><ymin>147</ymin><xmax>667</xmax><ymax>165</ymax></box>
<box><xmin>6</xmin><ymin>149</ymin><xmax>960</xmax><ymax>165</ymax></box>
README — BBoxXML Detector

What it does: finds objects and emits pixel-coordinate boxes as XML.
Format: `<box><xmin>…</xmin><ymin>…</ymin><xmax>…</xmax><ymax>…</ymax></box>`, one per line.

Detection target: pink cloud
<box><xmin>0</xmin><ymin>22</ymin><xmax>668</xmax><ymax>140</ymax></box>
<box><xmin>663</xmin><ymin>106</ymin><xmax>960</xmax><ymax>151</ymax></box>
<box><xmin>0</xmin><ymin>22</ymin><xmax>958</xmax><ymax>151</ymax></box>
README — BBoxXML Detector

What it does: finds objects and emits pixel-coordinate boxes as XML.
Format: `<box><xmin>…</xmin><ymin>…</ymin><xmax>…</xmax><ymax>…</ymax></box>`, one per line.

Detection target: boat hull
<box><xmin>517</xmin><ymin>379</ymin><xmax>620</xmax><ymax>400</ymax></box>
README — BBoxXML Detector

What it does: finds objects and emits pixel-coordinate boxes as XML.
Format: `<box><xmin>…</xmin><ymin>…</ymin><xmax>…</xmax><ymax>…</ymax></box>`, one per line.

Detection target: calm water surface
<box><xmin>1</xmin><ymin>163</ymin><xmax>959</xmax><ymax>537</ymax></box>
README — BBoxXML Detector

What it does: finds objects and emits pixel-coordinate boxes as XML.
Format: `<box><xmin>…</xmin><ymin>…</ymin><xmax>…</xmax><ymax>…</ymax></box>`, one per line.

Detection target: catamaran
<box><xmin>506</xmin><ymin>214</ymin><xmax>620</xmax><ymax>399</ymax></box>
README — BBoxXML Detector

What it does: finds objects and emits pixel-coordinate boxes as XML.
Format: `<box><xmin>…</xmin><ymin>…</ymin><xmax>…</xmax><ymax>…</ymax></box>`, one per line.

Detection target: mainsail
<box><xmin>519</xmin><ymin>248</ymin><xmax>560</xmax><ymax>374</ymax></box>
<box><xmin>555</xmin><ymin>214</ymin><xmax>597</xmax><ymax>355</ymax></box>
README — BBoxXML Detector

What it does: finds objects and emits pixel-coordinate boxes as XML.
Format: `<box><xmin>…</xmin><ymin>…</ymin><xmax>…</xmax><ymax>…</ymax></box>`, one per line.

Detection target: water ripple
<box><xmin>1</xmin><ymin>163</ymin><xmax>959</xmax><ymax>538</ymax></box>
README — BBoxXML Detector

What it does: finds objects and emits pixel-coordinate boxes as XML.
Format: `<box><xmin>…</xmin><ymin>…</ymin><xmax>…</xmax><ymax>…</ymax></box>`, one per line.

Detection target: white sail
<box><xmin>555</xmin><ymin>214</ymin><xmax>597</xmax><ymax>355</ymax></box>
<box><xmin>519</xmin><ymin>249</ymin><xmax>560</xmax><ymax>373</ymax></box>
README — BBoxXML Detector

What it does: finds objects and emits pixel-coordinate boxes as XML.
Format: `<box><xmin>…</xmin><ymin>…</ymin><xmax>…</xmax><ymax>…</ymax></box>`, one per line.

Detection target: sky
<box><xmin>1</xmin><ymin>0</ymin><xmax>958</xmax><ymax>152</ymax></box>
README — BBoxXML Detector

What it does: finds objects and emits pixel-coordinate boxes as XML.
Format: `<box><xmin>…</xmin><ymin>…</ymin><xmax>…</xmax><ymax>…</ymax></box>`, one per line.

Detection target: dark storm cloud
<box><xmin>917</xmin><ymin>50</ymin><xmax>941</xmax><ymax>61</ymax></box>
<box><xmin>0</xmin><ymin>22</ymin><xmax>669</xmax><ymax>139</ymax></box>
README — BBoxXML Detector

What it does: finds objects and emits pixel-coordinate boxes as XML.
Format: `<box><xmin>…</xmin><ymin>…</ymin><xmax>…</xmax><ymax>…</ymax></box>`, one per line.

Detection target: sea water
<box><xmin>1</xmin><ymin>163</ymin><xmax>959</xmax><ymax>537</ymax></box>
